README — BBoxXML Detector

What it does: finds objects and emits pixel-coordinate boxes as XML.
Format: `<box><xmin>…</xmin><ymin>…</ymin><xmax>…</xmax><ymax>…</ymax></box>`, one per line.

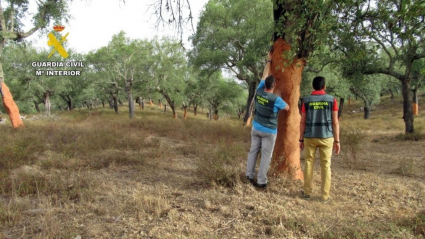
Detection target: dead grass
<box><xmin>1</xmin><ymin>99</ymin><xmax>424</xmax><ymax>238</ymax></box>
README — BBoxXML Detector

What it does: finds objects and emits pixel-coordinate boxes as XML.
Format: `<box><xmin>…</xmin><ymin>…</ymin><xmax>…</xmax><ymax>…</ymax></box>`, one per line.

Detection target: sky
<box><xmin>26</xmin><ymin>0</ymin><xmax>208</xmax><ymax>54</ymax></box>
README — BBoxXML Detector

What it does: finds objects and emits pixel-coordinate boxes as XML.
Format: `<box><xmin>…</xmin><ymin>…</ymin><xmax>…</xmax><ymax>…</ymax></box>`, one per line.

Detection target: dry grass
<box><xmin>1</xmin><ymin>98</ymin><xmax>424</xmax><ymax>238</ymax></box>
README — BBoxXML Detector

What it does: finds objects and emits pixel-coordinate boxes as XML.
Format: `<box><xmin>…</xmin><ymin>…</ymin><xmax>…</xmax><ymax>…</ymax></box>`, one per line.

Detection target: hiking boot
<box><xmin>321</xmin><ymin>197</ymin><xmax>330</xmax><ymax>204</ymax></box>
<box><xmin>301</xmin><ymin>191</ymin><xmax>311</xmax><ymax>200</ymax></box>
<box><xmin>255</xmin><ymin>183</ymin><xmax>267</xmax><ymax>188</ymax></box>
<box><xmin>246</xmin><ymin>176</ymin><xmax>255</xmax><ymax>185</ymax></box>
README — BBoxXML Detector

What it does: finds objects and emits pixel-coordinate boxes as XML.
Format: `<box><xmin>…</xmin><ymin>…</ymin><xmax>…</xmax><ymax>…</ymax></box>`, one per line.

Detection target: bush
<box><xmin>340</xmin><ymin>127</ymin><xmax>365</xmax><ymax>167</ymax></box>
<box><xmin>195</xmin><ymin>141</ymin><xmax>245</xmax><ymax>188</ymax></box>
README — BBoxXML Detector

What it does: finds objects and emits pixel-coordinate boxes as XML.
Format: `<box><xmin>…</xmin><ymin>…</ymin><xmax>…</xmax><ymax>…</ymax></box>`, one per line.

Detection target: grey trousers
<box><xmin>245</xmin><ymin>128</ymin><xmax>277</xmax><ymax>185</ymax></box>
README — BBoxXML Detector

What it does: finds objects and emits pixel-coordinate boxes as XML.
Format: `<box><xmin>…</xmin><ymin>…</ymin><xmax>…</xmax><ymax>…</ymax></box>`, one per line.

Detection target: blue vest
<box><xmin>254</xmin><ymin>88</ymin><xmax>278</xmax><ymax>130</ymax></box>
<box><xmin>303</xmin><ymin>94</ymin><xmax>334</xmax><ymax>138</ymax></box>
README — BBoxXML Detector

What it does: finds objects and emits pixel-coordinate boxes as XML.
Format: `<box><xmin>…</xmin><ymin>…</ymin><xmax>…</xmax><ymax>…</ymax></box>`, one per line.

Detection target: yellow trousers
<box><xmin>303</xmin><ymin>137</ymin><xmax>334</xmax><ymax>200</ymax></box>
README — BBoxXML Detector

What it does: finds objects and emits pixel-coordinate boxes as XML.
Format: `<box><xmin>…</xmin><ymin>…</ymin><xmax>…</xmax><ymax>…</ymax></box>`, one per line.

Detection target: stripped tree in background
<box><xmin>0</xmin><ymin>0</ymin><xmax>69</xmax><ymax>127</ymax></box>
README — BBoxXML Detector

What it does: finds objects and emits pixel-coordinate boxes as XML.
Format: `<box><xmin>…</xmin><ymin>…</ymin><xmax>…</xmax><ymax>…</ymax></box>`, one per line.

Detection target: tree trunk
<box><xmin>243</xmin><ymin>81</ymin><xmax>258</xmax><ymax>125</ymax></box>
<box><xmin>67</xmin><ymin>98</ymin><xmax>72</xmax><ymax>110</ymax></box>
<box><xmin>164</xmin><ymin>103</ymin><xmax>167</xmax><ymax>113</ymax></box>
<box><xmin>270</xmin><ymin>38</ymin><xmax>304</xmax><ymax>181</ymax></box>
<box><xmin>127</xmin><ymin>87</ymin><xmax>134</xmax><ymax>119</ymax></box>
<box><xmin>102</xmin><ymin>100</ymin><xmax>105</xmax><ymax>108</ymax></box>
<box><xmin>363</xmin><ymin>106</ymin><xmax>370</xmax><ymax>119</ymax></box>
<box><xmin>214</xmin><ymin>109</ymin><xmax>219</xmax><ymax>120</ymax></box>
<box><xmin>44</xmin><ymin>91</ymin><xmax>51</xmax><ymax>116</ymax></box>
<box><xmin>389</xmin><ymin>88</ymin><xmax>394</xmax><ymax>100</ymax></box>
<box><xmin>401</xmin><ymin>79</ymin><xmax>414</xmax><ymax>133</ymax></box>
<box><xmin>208</xmin><ymin>105</ymin><xmax>212</xmax><ymax>120</ymax></box>
<box><xmin>412</xmin><ymin>88</ymin><xmax>418</xmax><ymax>116</ymax></box>
<box><xmin>183</xmin><ymin>106</ymin><xmax>188</xmax><ymax>119</ymax></box>
<box><xmin>33</xmin><ymin>100</ymin><xmax>41</xmax><ymax>113</ymax></box>
<box><xmin>338</xmin><ymin>98</ymin><xmax>344</xmax><ymax>119</ymax></box>
<box><xmin>194</xmin><ymin>104</ymin><xmax>198</xmax><ymax>116</ymax></box>
<box><xmin>113</xmin><ymin>95</ymin><xmax>118</xmax><ymax>114</ymax></box>
<box><xmin>0</xmin><ymin>80</ymin><xmax>24</xmax><ymax>128</ymax></box>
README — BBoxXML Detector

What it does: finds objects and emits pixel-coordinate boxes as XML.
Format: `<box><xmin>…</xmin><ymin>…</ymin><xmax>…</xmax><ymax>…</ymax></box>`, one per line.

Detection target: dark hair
<box><xmin>312</xmin><ymin>76</ymin><xmax>326</xmax><ymax>90</ymax></box>
<box><xmin>265</xmin><ymin>75</ymin><xmax>275</xmax><ymax>90</ymax></box>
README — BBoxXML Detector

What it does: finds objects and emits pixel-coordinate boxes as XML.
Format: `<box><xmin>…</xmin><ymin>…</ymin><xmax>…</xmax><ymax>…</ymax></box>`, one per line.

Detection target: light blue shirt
<box><xmin>253</xmin><ymin>80</ymin><xmax>286</xmax><ymax>134</ymax></box>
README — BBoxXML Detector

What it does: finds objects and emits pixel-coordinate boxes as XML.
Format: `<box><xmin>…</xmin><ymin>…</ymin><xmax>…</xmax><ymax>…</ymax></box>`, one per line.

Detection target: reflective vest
<box><xmin>303</xmin><ymin>94</ymin><xmax>334</xmax><ymax>138</ymax></box>
<box><xmin>254</xmin><ymin>88</ymin><xmax>278</xmax><ymax>130</ymax></box>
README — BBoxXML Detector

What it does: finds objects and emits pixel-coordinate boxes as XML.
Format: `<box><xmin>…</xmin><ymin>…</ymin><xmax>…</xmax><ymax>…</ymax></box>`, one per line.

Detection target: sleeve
<box><xmin>257</xmin><ymin>80</ymin><xmax>265</xmax><ymax>90</ymax></box>
<box><xmin>274</xmin><ymin>97</ymin><xmax>287</xmax><ymax>111</ymax></box>
<box><xmin>333</xmin><ymin>98</ymin><xmax>338</xmax><ymax>111</ymax></box>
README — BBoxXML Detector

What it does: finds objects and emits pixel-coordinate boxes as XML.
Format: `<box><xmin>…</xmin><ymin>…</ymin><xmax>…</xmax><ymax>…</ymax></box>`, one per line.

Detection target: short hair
<box><xmin>312</xmin><ymin>76</ymin><xmax>326</xmax><ymax>90</ymax></box>
<box><xmin>265</xmin><ymin>75</ymin><xmax>275</xmax><ymax>90</ymax></box>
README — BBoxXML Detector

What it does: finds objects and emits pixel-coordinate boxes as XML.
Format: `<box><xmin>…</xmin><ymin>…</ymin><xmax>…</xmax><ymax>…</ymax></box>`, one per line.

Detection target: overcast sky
<box><xmin>27</xmin><ymin>0</ymin><xmax>208</xmax><ymax>54</ymax></box>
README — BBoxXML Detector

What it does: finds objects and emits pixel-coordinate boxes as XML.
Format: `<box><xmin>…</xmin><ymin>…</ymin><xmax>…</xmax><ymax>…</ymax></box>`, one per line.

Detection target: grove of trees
<box><xmin>0</xmin><ymin>0</ymin><xmax>424</xmax><ymax>180</ymax></box>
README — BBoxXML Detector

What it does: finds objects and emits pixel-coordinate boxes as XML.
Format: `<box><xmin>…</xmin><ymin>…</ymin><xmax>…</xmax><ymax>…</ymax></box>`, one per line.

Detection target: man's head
<box><xmin>312</xmin><ymin>76</ymin><xmax>326</xmax><ymax>90</ymax></box>
<box><xmin>265</xmin><ymin>75</ymin><xmax>275</xmax><ymax>90</ymax></box>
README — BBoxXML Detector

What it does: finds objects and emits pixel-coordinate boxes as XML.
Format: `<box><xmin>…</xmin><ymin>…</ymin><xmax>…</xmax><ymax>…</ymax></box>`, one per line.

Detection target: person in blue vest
<box><xmin>299</xmin><ymin>76</ymin><xmax>341</xmax><ymax>203</ymax></box>
<box><xmin>245</xmin><ymin>53</ymin><xmax>290</xmax><ymax>189</ymax></box>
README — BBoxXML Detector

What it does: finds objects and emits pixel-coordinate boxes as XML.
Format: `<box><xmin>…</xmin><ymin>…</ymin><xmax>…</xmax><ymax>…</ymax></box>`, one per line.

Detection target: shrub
<box><xmin>195</xmin><ymin>141</ymin><xmax>245</xmax><ymax>188</ymax></box>
<box><xmin>340</xmin><ymin>127</ymin><xmax>365</xmax><ymax>167</ymax></box>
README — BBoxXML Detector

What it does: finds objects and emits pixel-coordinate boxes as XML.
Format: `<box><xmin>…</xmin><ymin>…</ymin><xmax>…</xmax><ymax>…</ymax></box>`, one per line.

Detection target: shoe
<box><xmin>245</xmin><ymin>176</ymin><xmax>255</xmax><ymax>185</ymax></box>
<box><xmin>255</xmin><ymin>182</ymin><xmax>267</xmax><ymax>189</ymax></box>
<box><xmin>301</xmin><ymin>191</ymin><xmax>310</xmax><ymax>200</ymax></box>
<box><xmin>321</xmin><ymin>197</ymin><xmax>330</xmax><ymax>204</ymax></box>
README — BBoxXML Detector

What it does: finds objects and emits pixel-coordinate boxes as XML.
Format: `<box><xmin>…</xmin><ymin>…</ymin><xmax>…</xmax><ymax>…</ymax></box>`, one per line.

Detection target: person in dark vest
<box><xmin>245</xmin><ymin>53</ymin><xmax>289</xmax><ymax>189</ymax></box>
<box><xmin>299</xmin><ymin>76</ymin><xmax>340</xmax><ymax>203</ymax></box>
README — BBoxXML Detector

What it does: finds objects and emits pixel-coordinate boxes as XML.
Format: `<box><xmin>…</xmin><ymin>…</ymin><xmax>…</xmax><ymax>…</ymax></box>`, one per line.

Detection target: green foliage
<box><xmin>189</xmin><ymin>0</ymin><xmax>272</xmax><ymax>118</ymax></box>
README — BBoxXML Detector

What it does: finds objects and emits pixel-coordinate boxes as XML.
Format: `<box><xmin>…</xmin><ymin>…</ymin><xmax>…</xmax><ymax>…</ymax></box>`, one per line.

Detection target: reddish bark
<box><xmin>270</xmin><ymin>39</ymin><xmax>304</xmax><ymax>181</ymax></box>
<box><xmin>1</xmin><ymin>82</ymin><xmax>24</xmax><ymax>128</ymax></box>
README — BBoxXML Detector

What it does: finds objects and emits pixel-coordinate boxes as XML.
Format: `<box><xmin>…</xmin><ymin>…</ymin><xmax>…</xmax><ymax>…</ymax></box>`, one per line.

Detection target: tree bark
<box><xmin>194</xmin><ymin>104</ymin><xmax>198</xmax><ymax>116</ymax></box>
<box><xmin>389</xmin><ymin>88</ymin><xmax>394</xmax><ymax>99</ymax></box>
<box><xmin>338</xmin><ymin>98</ymin><xmax>344</xmax><ymax>119</ymax></box>
<box><xmin>126</xmin><ymin>85</ymin><xmax>134</xmax><ymax>119</ymax></box>
<box><xmin>112</xmin><ymin>95</ymin><xmax>118</xmax><ymax>114</ymax></box>
<box><xmin>214</xmin><ymin>109</ymin><xmax>219</xmax><ymax>120</ymax></box>
<box><xmin>33</xmin><ymin>100</ymin><xmax>41</xmax><ymax>113</ymax></box>
<box><xmin>363</xmin><ymin>106</ymin><xmax>370</xmax><ymax>119</ymax></box>
<box><xmin>401</xmin><ymin>79</ymin><xmax>414</xmax><ymax>133</ymax></box>
<box><xmin>412</xmin><ymin>88</ymin><xmax>418</xmax><ymax>116</ymax></box>
<box><xmin>183</xmin><ymin>105</ymin><xmax>188</xmax><ymax>119</ymax></box>
<box><xmin>270</xmin><ymin>38</ymin><xmax>304</xmax><ymax>181</ymax></box>
<box><xmin>243</xmin><ymin>81</ymin><xmax>258</xmax><ymax>125</ymax></box>
<box><xmin>44</xmin><ymin>91</ymin><xmax>51</xmax><ymax>116</ymax></box>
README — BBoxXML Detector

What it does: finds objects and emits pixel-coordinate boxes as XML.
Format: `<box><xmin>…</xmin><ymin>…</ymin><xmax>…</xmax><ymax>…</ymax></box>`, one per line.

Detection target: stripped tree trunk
<box><xmin>270</xmin><ymin>39</ymin><xmax>304</xmax><ymax>181</ymax></box>
<box><xmin>44</xmin><ymin>91</ymin><xmax>52</xmax><ymax>116</ymax></box>
<box><xmin>412</xmin><ymin>88</ymin><xmax>418</xmax><ymax>116</ymax></box>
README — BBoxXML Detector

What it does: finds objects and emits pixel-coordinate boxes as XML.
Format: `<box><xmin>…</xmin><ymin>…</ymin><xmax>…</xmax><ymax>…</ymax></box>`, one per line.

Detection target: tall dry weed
<box><xmin>195</xmin><ymin>141</ymin><xmax>245</xmax><ymax>188</ymax></box>
<box><xmin>340</xmin><ymin>127</ymin><xmax>365</xmax><ymax>168</ymax></box>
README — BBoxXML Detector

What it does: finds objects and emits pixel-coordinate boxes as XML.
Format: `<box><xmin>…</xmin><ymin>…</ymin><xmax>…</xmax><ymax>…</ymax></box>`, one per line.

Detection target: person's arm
<box><xmin>332</xmin><ymin>111</ymin><xmax>340</xmax><ymax>155</ymax></box>
<box><xmin>261</xmin><ymin>52</ymin><xmax>272</xmax><ymax>80</ymax></box>
<box><xmin>300</xmin><ymin>113</ymin><xmax>306</xmax><ymax>150</ymax></box>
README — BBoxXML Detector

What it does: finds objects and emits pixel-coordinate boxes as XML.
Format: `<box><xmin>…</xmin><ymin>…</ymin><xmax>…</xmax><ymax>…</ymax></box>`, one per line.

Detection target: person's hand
<box><xmin>333</xmin><ymin>142</ymin><xmax>340</xmax><ymax>155</ymax></box>
<box><xmin>267</xmin><ymin>52</ymin><xmax>272</xmax><ymax>62</ymax></box>
<box><xmin>300</xmin><ymin>142</ymin><xmax>304</xmax><ymax>150</ymax></box>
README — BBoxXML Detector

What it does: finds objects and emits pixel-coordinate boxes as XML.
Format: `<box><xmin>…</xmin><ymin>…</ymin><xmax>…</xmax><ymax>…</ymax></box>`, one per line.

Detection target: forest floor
<box><xmin>1</xmin><ymin>95</ymin><xmax>425</xmax><ymax>239</ymax></box>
